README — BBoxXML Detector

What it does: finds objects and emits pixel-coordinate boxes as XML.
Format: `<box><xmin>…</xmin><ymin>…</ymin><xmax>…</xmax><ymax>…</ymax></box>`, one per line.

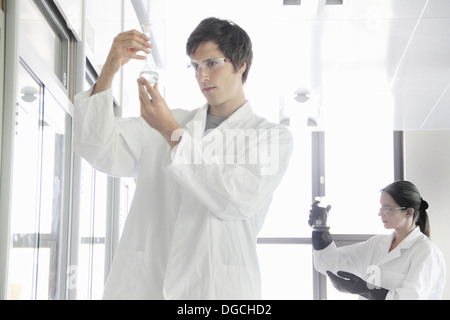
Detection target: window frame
<box><xmin>0</xmin><ymin>7</ymin><xmax>5</xmax><ymax>167</ymax></box>
<box><xmin>7</xmin><ymin>58</ymin><xmax>74</xmax><ymax>300</ymax></box>
<box><xmin>33</xmin><ymin>0</ymin><xmax>72</xmax><ymax>90</ymax></box>
<box><xmin>0</xmin><ymin>0</ymin><xmax>75</xmax><ymax>300</ymax></box>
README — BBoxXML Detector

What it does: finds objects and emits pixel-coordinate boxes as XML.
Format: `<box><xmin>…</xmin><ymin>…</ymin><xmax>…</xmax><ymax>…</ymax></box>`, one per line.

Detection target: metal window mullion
<box><xmin>87</xmin><ymin>168</ymin><xmax>97</xmax><ymax>300</ymax></box>
<box><xmin>311</xmin><ymin>131</ymin><xmax>326</xmax><ymax>199</ymax></box>
<box><xmin>104</xmin><ymin>176</ymin><xmax>120</xmax><ymax>285</ymax></box>
<box><xmin>313</xmin><ymin>261</ymin><xmax>327</xmax><ymax>300</ymax></box>
<box><xmin>0</xmin><ymin>8</ymin><xmax>5</xmax><ymax>171</ymax></box>
<box><xmin>30</xmin><ymin>78</ymin><xmax>46</xmax><ymax>301</ymax></box>
<box><xmin>394</xmin><ymin>131</ymin><xmax>404</xmax><ymax>181</ymax></box>
<box><xmin>257</xmin><ymin>237</ymin><xmax>311</xmax><ymax>245</ymax></box>
<box><xmin>80</xmin><ymin>237</ymin><xmax>105</xmax><ymax>245</ymax></box>
<box><xmin>54</xmin><ymin>115</ymin><xmax>73</xmax><ymax>300</ymax></box>
<box><xmin>0</xmin><ymin>0</ymin><xmax>20</xmax><ymax>299</ymax></box>
<box><xmin>311</xmin><ymin>131</ymin><xmax>327</xmax><ymax>300</ymax></box>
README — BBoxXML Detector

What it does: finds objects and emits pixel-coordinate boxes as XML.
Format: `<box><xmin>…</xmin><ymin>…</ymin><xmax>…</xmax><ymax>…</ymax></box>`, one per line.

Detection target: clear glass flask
<box><xmin>140</xmin><ymin>23</ymin><xmax>159</xmax><ymax>83</ymax></box>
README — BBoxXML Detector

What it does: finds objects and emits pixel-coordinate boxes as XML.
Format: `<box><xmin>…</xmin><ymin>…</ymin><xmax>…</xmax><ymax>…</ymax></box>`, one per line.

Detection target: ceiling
<box><xmin>148</xmin><ymin>0</ymin><xmax>450</xmax><ymax>130</ymax></box>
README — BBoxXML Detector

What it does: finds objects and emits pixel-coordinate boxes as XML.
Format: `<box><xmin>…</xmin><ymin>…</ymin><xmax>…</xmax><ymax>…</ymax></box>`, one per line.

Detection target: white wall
<box><xmin>404</xmin><ymin>130</ymin><xmax>450</xmax><ymax>300</ymax></box>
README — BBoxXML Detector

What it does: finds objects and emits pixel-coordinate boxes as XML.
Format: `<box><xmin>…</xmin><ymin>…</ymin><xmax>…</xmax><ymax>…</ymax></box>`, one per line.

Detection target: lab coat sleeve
<box><xmin>385</xmin><ymin>246</ymin><xmax>446</xmax><ymax>300</ymax></box>
<box><xmin>313</xmin><ymin>240</ymin><xmax>370</xmax><ymax>277</ymax></box>
<box><xmin>164</xmin><ymin>125</ymin><xmax>294</xmax><ymax>221</ymax></box>
<box><xmin>73</xmin><ymin>87</ymin><xmax>153</xmax><ymax>177</ymax></box>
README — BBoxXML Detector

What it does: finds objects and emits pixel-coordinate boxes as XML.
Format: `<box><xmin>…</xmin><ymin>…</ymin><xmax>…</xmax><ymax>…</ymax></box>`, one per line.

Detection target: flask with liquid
<box><xmin>140</xmin><ymin>23</ymin><xmax>159</xmax><ymax>83</ymax></box>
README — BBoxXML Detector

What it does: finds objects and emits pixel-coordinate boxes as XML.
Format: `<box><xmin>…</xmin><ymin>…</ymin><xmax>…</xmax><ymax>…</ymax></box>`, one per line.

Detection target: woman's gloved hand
<box><xmin>327</xmin><ymin>271</ymin><xmax>389</xmax><ymax>300</ymax></box>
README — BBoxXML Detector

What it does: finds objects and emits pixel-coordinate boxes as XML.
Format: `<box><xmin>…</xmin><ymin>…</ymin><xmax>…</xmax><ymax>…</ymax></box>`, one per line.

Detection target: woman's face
<box><xmin>378</xmin><ymin>192</ymin><xmax>411</xmax><ymax>230</ymax></box>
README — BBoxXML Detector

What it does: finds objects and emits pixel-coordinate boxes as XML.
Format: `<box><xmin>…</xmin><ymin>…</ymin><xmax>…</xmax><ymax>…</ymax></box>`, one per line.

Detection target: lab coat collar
<box><xmin>221</xmin><ymin>101</ymin><xmax>254</xmax><ymax>128</ymax></box>
<box><xmin>185</xmin><ymin>104</ymin><xmax>209</xmax><ymax>135</ymax></box>
<box><xmin>185</xmin><ymin>101</ymin><xmax>254</xmax><ymax>135</ymax></box>
<box><xmin>378</xmin><ymin>227</ymin><xmax>422</xmax><ymax>265</ymax></box>
<box><xmin>395</xmin><ymin>227</ymin><xmax>423</xmax><ymax>250</ymax></box>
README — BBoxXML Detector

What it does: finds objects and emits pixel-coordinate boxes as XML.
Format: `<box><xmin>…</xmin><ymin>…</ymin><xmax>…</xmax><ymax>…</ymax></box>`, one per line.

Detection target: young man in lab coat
<box><xmin>74</xmin><ymin>17</ymin><xmax>293</xmax><ymax>299</ymax></box>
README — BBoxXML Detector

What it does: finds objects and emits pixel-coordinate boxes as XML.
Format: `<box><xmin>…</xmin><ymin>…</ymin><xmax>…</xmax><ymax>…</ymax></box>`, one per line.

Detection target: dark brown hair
<box><xmin>186</xmin><ymin>17</ymin><xmax>253</xmax><ymax>85</ymax></box>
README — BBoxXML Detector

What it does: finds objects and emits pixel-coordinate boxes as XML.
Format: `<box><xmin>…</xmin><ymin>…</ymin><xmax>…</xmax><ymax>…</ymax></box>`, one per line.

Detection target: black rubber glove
<box><xmin>312</xmin><ymin>230</ymin><xmax>333</xmax><ymax>250</ymax></box>
<box><xmin>327</xmin><ymin>271</ymin><xmax>389</xmax><ymax>300</ymax></box>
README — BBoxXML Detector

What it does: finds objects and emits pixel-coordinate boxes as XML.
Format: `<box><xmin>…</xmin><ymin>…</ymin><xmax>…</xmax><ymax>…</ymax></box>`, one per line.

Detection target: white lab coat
<box><xmin>314</xmin><ymin>227</ymin><xmax>446</xmax><ymax>300</ymax></box>
<box><xmin>73</xmin><ymin>87</ymin><xmax>293</xmax><ymax>300</ymax></box>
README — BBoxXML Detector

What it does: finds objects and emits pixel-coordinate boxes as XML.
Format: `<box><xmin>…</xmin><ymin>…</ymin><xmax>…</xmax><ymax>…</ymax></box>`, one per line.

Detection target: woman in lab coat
<box><xmin>310</xmin><ymin>181</ymin><xmax>446</xmax><ymax>300</ymax></box>
<box><xmin>74</xmin><ymin>18</ymin><xmax>293</xmax><ymax>299</ymax></box>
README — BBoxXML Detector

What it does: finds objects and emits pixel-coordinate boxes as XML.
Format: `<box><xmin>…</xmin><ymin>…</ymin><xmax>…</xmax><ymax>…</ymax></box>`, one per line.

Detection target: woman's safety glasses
<box><xmin>187</xmin><ymin>57</ymin><xmax>230</xmax><ymax>75</ymax></box>
<box><xmin>379</xmin><ymin>206</ymin><xmax>406</xmax><ymax>215</ymax></box>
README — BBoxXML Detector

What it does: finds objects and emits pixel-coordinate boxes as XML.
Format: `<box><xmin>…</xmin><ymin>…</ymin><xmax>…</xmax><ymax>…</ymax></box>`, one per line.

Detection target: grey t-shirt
<box><xmin>204</xmin><ymin>113</ymin><xmax>227</xmax><ymax>134</ymax></box>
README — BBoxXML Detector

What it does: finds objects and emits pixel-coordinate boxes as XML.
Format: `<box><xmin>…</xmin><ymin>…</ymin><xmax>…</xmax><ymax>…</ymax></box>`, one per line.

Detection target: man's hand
<box><xmin>138</xmin><ymin>78</ymin><xmax>182</xmax><ymax>149</ymax></box>
<box><xmin>93</xmin><ymin>30</ymin><xmax>152</xmax><ymax>95</ymax></box>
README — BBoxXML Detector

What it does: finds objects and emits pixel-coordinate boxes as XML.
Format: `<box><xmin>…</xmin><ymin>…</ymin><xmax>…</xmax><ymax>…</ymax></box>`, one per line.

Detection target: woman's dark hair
<box><xmin>186</xmin><ymin>17</ymin><xmax>253</xmax><ymax>85</ymax></box>
<box><xmin>381</xmin><ymin>181</ymin><xmax>430</xmax><ymax>238</ymax></box>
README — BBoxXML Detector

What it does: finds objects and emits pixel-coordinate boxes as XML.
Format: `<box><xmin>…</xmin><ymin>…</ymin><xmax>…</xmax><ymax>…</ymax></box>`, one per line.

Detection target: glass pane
<box><xmin>259</xmin><ymin>129</ymin><xmax>312</xmax><ymax>238</ymax></box>
<box><xmin>40</xmin><ymin>91</ymin><xmax>68</xmax><ymax>235</ymax></box>
<box><xmin>85</xmin><ymin>0</ymin><xmax>122</xmax><ymax>69</ymax></box>
<box><xmin>10</xmin><ymin>65</ymin><xmax>42</xmax><ymax>235</ymax></box>
<box><xmin>79</xmin><ymin>159</ymin><xmax>94</xmax><ymax>239</ymax></box>
<box><xmin>9</xmin><ymin>64</ymin><xmax>42</xmax><ymax>300</ymax></box>
<box><xmin>8</xmin><ymin>248</ymin><xmax>36</xmax><ymax>300</ymax></box>
<box><xmin>326</xmin><ymin>277</ymin><xmax>359</xmax><ymax>300</ymax></box>
<box><xmin>73</xmin><ymin>159</ymin><xmax>94</xmax><ymax>300</ymax></box>
<box><xmin>85</xmin><ymin>0</ymin><xmax>122</xmax><ymax>99</ymax></box>
<box><xmin>91</xmin><ymin>244</ymin><xmax>105</xmax><ymax>300</ymax></box>
<box><xmin>324</xmin><ymin>129</ymin><xmax>394</xmax><ymax>235</ymax></box>
<box><xmin>9</xmin><ymin>64</ymin><xmax>71</xmax><ymax>300</ymax></box>
<box><xmin>73</xmin><ymin>159</ymin><xmax>108</xmax><ymax>299</ymax></box>
<box><xmin>35</xmin><ymin>248</ymin><xmax>51</xmax><ymax>300</ymax></box>
<box><xmin>257</xmin><ymin>244</ymin><xmax>313</xmax><ymax>300</ymax></box>
<box><xmin>92</xmin><ymin>172</ymin><xmax>108</xmax><ymax>300</ymax></box>
<box><xmin>93</xmin><ymin>171</ymin><xmax>108</xmax><ymax>238</ymax></box>
<box><xmin>76</xmin><ymin>244</ymin><xmax>91</xmax><ymax>300</ymax></box>
<box><xmin>19</xmin><ymin>0</ymin><xmax>67</xmax><ymax>86</ymax></box>
<box><xmin>9</xmin><ymin>247</ymin><xmax>50</xmax><ymax>300</ymax></box>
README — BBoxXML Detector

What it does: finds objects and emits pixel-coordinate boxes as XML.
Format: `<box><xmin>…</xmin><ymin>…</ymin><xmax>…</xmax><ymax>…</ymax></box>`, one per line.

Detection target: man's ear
<box><xmin>239</xmin><ymin>62</ymin><xmax>247</xmax><ymax>74</ymax></box>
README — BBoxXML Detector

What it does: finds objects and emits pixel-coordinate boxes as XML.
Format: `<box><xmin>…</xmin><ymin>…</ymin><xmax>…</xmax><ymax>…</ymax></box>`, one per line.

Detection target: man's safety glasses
<box><xmin>187</xmin><ymin>57</ymin><xmax>230</xmax><ymax>74</ymax></box>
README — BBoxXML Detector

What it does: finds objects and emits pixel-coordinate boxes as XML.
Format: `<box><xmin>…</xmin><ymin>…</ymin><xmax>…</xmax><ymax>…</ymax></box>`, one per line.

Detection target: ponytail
<box><xmin>416</xmin><ymin>198</ymin><xmax>431</xmax><ymax>238</ymax></box>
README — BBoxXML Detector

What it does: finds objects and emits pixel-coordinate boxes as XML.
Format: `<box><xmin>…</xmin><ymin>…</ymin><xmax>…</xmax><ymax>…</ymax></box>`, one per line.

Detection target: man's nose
<box><xmin>197</xmin><ymin>66</ymin><xmax>210</xmax><ymax>81</ymax></box>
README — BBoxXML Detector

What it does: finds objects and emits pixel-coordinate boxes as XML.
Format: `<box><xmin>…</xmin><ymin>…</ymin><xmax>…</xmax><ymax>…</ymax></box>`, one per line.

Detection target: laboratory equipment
<box><xmin>309</xmin><ymin>197</ymin><xmax>331</xmax><ymax>231</ymax></box>
<box><xmin>139</xmin><ymin>23</ymin><xmax>159</xmax><ymax>83</ymax></box>
<box><xmin>130</xmin><ymin>0</ymin><xmax>161</xmax><ymax>83</ymax></box>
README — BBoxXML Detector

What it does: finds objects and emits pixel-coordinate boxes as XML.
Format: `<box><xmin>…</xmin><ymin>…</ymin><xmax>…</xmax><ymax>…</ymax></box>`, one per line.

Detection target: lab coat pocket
<box><xmin>212</xmin><ymin>264</ymin><xmax>261</xmax><ymax>300</ymax></box>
